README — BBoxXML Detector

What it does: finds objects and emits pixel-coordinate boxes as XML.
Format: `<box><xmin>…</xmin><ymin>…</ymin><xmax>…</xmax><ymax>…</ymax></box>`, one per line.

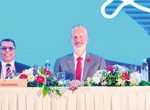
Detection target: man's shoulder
<box><xmin>56</xmin><ymin>53</ymin><xmax>73</xmax><ymax>61</ymax></box>
<box><xmin>15</xmin><ymin>61</ymin><xmax>31</xmax><ymax>69</ymax></box>
<box><xmin>87</xmin><ymin>52</ymin><xmax>104</xmax><ymax>59</ymax></box>
<box><xmin>147</xmin><ymin>57</ymin><xmax>150</xmax><ymax>63</ymax></box>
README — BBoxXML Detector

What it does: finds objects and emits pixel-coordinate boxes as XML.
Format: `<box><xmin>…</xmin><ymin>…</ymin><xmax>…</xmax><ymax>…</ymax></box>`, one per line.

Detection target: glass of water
<box><xmin>57</xmin><ymin>72</ymin><xmax>66</xmax><ymax>81</ymax></box>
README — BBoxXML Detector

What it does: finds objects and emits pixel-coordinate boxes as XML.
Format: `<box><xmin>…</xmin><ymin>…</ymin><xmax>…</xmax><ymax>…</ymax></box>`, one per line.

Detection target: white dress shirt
<box><xmin>1</xmin><ymin>60</ymin><xmax>15</xmax><ymax>79</ymax></box>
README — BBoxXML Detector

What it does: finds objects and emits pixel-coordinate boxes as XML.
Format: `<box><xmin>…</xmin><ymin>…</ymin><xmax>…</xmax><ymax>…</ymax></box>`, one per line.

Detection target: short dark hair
<box><xmin>0</xmin><ymin>38</ymin><xmax>16</xmax><ymax>48</ymax></box>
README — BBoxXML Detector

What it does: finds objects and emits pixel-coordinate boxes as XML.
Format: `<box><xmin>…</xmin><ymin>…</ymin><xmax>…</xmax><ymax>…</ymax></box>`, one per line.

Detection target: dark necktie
<box><xmin>5</xmin><ymin>64</ymin><xmax>12</xmax><ymax>79</ymax></box>
<box><xmin>76</xmin><ymin>57</ymin><xmax>83</xmax><ymax>80</ymax></box>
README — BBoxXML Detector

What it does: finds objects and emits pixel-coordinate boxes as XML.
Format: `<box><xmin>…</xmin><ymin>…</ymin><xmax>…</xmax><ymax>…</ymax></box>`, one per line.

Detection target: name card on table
<box><xmin>0</xmin><ymin>79</ymin><xmax>27</xmax><ymax>87</ymax></box>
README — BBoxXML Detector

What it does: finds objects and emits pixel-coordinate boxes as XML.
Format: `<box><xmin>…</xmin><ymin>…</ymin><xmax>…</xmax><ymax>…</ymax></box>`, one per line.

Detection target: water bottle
<box><xmin>45</xmin><ymin>60</ymin><xmax>51</xmax><ymax>70</ymax></box>
<box><xmin>141</xmin><ymin>59</ymin><xmax>148</xmax><ymax>81</ymax></box>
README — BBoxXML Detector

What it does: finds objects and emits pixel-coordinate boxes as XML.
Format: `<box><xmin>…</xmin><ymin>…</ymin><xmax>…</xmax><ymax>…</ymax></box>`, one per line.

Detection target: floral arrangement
<box><xmin>16</xmin><ymin>64</ymin><xmax>150</xmax><ymax>97</ymax></box>
<box><xmin>17</xmin><ymin>65</ymin><xmax>63</xmax><ymax>96</ymax></box>
<box><xmin>68</xmin><ymin>80</ymin><xmax>84</xmax><ymax>91</ymax></box>
<box><xmin>17</xmin><ymin>65</ymin><xmax>84</xmax><ymax>97</ymax></box>
<box><xmin>86</xmin><ymin>65</ymin><xmax>150</xmax><ymax>86</ymax></box>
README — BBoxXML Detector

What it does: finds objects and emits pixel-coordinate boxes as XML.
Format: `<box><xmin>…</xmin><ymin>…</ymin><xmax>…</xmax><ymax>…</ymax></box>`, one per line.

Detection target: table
<box><xmin>0</xmin><ymin>87</ymin><xmax>150</xmax><ymax>110</ymax></box>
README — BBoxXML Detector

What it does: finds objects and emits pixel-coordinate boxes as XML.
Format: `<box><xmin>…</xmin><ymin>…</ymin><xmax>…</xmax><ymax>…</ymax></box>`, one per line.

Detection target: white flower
<box><xmin>94</xmin><ymin>72</ymin><xmax>100</xmax><ymax>78</ymax></box>
<box><xmin>22</xmin><ymin>68</ymin><xmax>34</xmax><ymax>75</ymax></box>
<box><xmin>130</xmin><ymin>72</ymin><xmax>142</xmax><ymax>85</ymax></box>
<box><xmin>101</xmin><ymin>80</ymin><xmax>107</xmax><ymax>86</ymax></box>
<box><xmin>114</xmin><ymin>64</ymin><xmax>127</xmax><ymax>72</ymax></box>
<box><xmin>92</xmin><ymin>76</ymin><xmax>100</xmax><ymax>84</ymax></box>
<box><xmin>94</xmin><ymin>70</ymin><xmax>107</xmax><ymax>81</ymax></box>
<box><xmin>58</xmin><ymin>80</ymin><xmax>64</xmax><ymax>85</ymax></box>
<box><xmin>117</xmin><ymin>78</ymin><xmax>125</xmax><ymax>85</ymax></box>
<box><xmin>99</xmin><ymin>73</ymin><xmax>106</xmax><ymax>81</ymax></box>
<box><xmin>27</xmin><ymin>75</ymin><xmax>35</xmax><ymax>82</ymax></box>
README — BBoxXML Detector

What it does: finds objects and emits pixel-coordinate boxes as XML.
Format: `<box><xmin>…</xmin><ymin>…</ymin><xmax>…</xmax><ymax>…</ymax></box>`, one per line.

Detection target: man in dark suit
<box><xmin>0</xmin><ymin>38</ymin><xmax>30</xmax><ymax>79</ymax></box>
<box><xmin>54</xmin><ymin>25</ymin><xmax>106</xmax><ymax>81</ymax></box>
<box><xmin>146</xmin><ymin>58</ymin><xmax>150</xmax><ymax>81</ymax></box>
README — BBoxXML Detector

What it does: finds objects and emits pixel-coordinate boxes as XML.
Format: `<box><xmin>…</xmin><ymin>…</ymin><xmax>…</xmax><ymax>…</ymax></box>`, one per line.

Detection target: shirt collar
<box><xmin>74</xmin><ymin>51</ymin><xmax>87</xmax><ymax>61</ymax></box>
<box><xmin>2</xmin><ymin>60</ymin><xmax>15</xmax><ymax>67</ymax></box>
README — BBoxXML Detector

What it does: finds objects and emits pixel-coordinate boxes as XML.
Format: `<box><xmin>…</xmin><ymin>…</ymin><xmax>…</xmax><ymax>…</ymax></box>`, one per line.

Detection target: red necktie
<box><xmin>76</xmin><ymin>57</ymin><xmax>83</xmax><ymax>80</ymax></box>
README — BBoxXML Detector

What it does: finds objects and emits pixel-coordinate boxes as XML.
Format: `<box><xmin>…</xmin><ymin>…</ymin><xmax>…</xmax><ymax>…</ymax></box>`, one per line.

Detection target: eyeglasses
<box><xmin>0</xmin><ymin>46</ymin><xmax>15</xmax><ymax>51</ymax></box>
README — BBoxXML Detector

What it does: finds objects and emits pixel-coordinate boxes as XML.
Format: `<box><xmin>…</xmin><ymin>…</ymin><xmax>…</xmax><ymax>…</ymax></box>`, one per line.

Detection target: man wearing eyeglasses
<box><xmin>0</xmin><ymin>38</ymin><xmax>30</xmax><ymax>79</ymax></box>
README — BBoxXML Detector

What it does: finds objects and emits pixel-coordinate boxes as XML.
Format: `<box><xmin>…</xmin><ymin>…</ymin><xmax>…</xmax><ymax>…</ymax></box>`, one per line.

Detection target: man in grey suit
<box><xmin>54</xmin><ymin>25</ymin><xmax>106</xmax><ymax>81</ymax></box>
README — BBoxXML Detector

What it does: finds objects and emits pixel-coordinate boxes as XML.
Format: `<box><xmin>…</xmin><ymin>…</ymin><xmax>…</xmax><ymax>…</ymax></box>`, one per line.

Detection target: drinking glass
<box><xmin>57</xmin><ymin>72</ymin><xmax>66</xmax><ymax>81</ymax></box>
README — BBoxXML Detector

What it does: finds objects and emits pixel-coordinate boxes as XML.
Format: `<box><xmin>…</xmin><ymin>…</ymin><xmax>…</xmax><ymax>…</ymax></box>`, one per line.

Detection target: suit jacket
<box><xmin>146</xmin><ymin>58</ymin><xmax>150</xmax><ymax>81</ymax></box>
<box><xmin>0</xmin><ymin>61</ymin><xmax>31</xmax><ymax>78</ymax></box>
<box><xmin>54</xmin><ymin>52</ymin><xmax>106</xmax><ymax>81</ymax></box>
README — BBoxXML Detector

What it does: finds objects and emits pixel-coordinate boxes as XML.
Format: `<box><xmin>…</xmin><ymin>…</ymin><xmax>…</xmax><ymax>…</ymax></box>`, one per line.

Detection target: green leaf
<box><xmin>55</xmin><ymin>89</ymin><xmax>62</xmax><ymax>97</ymax></box>
<box><xmin>139</xmin><ymin>80</ymin><xmax>150</xmax><ymax>86</ymax></box>
<box><xmin>37</xmin><ymin>83</ymin><xmax>43</xmax><ymax>87</ymax></box>
<box><xmin>127</xmin><ymin>69</ymin><xmax>133</xmax><ymax>74</ymax></box>
<box><xmin>111</xmin><ymin>77</ymin><xmax>116</xmax><ymax>83</ymax></box>
<box><xmin>39</xmin><ymin>68</ymin><xmax>46</xmax><ymax>75</ymax></box>
<box><xmin>43</xmin><ymin>86</ymin><xmax>50</xmax><ymax>97</ymax></box>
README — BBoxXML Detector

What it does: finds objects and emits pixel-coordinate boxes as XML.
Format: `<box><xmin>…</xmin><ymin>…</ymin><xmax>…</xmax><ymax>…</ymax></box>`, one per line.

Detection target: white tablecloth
<box><xmin>0</xmin><ymin>86</ymin><xmax>150</xmax><ymax>110</ymax></box>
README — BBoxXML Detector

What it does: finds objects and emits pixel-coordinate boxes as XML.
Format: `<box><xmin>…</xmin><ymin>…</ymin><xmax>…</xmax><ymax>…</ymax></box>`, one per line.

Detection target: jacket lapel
<box><xmin>14</xmin><ymin>61</ymin><xmax>20</xmax><ymax>73</ymax></box>
<box><xmin>82</xmin><ymin>53</ymin><xmax>91</xmax><ymax>80</ymax></box>
<box><xmin>67</xmin><ymin>53</ymin><xmax>75</xmax><ymax>78</ymax></box>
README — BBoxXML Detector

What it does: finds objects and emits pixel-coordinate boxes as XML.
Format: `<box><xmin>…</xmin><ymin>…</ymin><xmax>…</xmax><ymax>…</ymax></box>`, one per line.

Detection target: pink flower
<box><xmin>19</xmin><ymin>74</ymin><xmax>28</xmax><ymax>79</ymax></box>
<box><xmin>68</xmin><ymin>80</ymin><xmax>84</xmax><ymax>91</ymax></box>
<box><xmin>106</xmin><ymin>66</ymin><xmax>114</xmax><ymax>71</ymax></box>
<box><xmin>36</xmin><ymin>75</ymin><xmax>45</xmax><ymax>84</ymax></box>
<box><xmin>46</xmin><ymin>70</ymin><xmax>51</xmax><ymax>75</ymax></box>
<box><xmin>43</xmin><ymin>67</ymin><xmax>52</xmax><ymax>75</ymax></box>
<box><xmin>86</xmin><ymin>58</ymin><xmax>92</xmax><ymax>63</ymax></box>
<box><xmin>122</xmin><ymin>72</ymin><xmax>129</xmax><ymax>80</ymax></box>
